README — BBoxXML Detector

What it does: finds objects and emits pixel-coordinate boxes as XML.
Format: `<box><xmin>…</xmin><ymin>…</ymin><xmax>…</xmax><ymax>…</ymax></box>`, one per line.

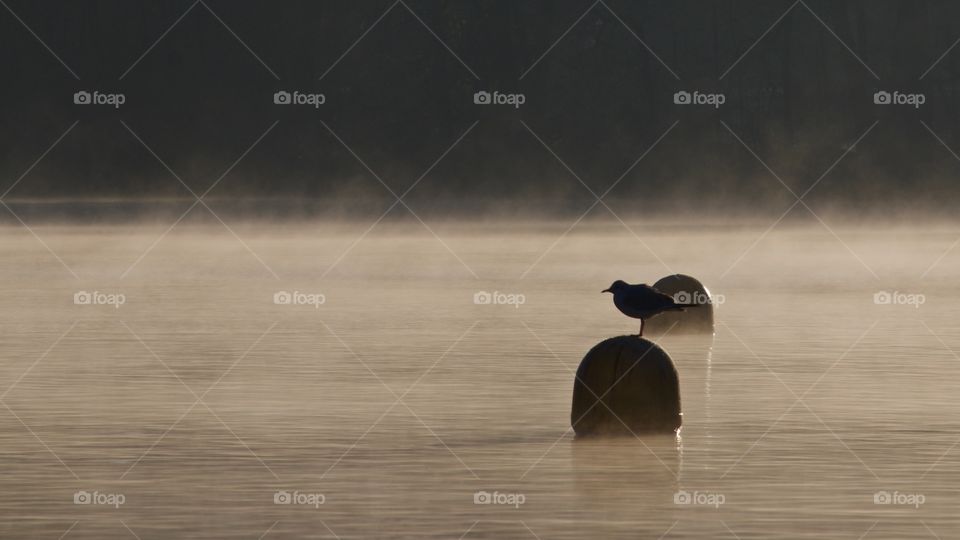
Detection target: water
<box><xmin>1</xmin><ymin>220</ymin><xmax>958</xmax><ymax>538</ymax></box>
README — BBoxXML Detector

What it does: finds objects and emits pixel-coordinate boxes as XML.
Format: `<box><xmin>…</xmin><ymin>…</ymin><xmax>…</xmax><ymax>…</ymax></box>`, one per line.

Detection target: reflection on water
<box><xmin>0</xmin><ymin>221</ymin><xmax>958</xmax><ymax>538</ymax></box>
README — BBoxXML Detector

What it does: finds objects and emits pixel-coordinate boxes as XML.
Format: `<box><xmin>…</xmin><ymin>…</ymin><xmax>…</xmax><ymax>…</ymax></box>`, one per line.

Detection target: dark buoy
<box><xmin>644</xmin><ymin>274</ymin><xmax>715</xmax><ymax>335</ymax></box>
<box><xmin>571</xmin><ymin>336</ymin><xmax>681</xmax><ymax>436</ymax></box>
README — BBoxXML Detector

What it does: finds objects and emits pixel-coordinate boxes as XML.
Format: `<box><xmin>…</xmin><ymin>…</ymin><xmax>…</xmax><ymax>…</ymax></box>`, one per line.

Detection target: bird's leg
<box><xmin>639</xmin><ymin>319</ymin><xmax>644</xmax><ymax>337</ymax></box>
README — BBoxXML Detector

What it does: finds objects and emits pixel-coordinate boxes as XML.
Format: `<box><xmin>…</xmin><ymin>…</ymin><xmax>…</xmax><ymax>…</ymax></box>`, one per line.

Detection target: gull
<box><xmin>602</xmin><ymin>280</ymin><xmax>696</xmax><ymax>336</ymax></box>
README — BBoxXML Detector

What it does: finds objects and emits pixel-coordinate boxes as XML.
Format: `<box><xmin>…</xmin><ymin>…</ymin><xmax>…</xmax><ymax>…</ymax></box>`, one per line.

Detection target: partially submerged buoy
<box><xmin>571</xmin><ymin>336</ymin><xmax>682</xmax><ymax>436</ymax></box>
<box><xmin>644</xmin><ymin>274</ymin><xmax>715</xmax><ymax>335</ymax></box>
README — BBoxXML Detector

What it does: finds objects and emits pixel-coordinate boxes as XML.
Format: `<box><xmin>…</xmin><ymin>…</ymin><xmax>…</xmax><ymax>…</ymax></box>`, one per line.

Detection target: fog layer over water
<box><xmin>1</xmin><ymin>220</ymin><xmax>958</xmax><ymax>538</ymax></box>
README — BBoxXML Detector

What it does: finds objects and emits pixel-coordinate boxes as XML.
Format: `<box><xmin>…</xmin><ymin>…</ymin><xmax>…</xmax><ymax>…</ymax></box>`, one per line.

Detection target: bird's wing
<box><xmin>623</xmin><ymin>284</ymin><xmax>677</xmax><ymax>310</ymax></box>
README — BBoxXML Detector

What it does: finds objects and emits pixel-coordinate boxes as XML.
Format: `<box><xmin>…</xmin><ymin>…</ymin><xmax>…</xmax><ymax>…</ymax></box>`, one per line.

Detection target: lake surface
<box><xmin>0</xmin><ymin>220</ymin><xmax>957</xmax><ymax>538</ymax></box>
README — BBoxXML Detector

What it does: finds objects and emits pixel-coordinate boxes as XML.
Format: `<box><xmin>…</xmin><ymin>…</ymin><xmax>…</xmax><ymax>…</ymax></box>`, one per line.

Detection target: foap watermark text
<box><xmin>673</xmin><ymin>90</ymin><xmax>725</xmax><ymax>108</ymax></box>
<box><xmin>74</xmin><ymin>90</ymin><xmax>126</xmax><ymax>108</ymax></box>
<box><xmin>674</xmin><ymin>490</ymin><xmax>725</xmax><ymax>508</ymax></box>
<box><xmin>873</xmin><ymin>290</ymin><xmax>924</xmax><ymax>308</ymax></box>
<box><xmin>274</xmin><ymin>90</ymin><xmax>326</xmax><ymax>108</ymax></box>
<box><xmin>74</xmin><ymin>490</ymin><xmax>125</xmax><ymax>508</ymax></box>
<box><xmin>874</xmin><ymin>490</ymin><xmax>925</xmax><ymax>508</ymax></box>
<box><xmin>474</xmin><ymin>290</ymin><xmax>525</xmax><ymax>308</ymax></box>
<box><xmin>673</xmin><ymin>290</ymin><xmax>724</xmax><ymax>305</ymax></box>
<box><xmin>274</xmin><ymin>290</ymin><xmax>325</xmax><ymax>308</ymax></box>
<box><xmin>474</xmin><ymin>90</ymin><xmax>525</xmax><ymax>108</ymax></box>
<box><xmin>274</xmin><ymin>490</ymin><xmax>325</xmax><ymax>508</ymax></box>
<box><xmin>74</xmin><ymin>290</ymin><xmax>125</xmax><ymax>308</ymax></box>
<box><xmin>474</xmin><ymin>490</ymin><xmax>525</xmax><ymax>508</ymax></box>
<box><xmin>873</xmin><ymin>90</ymin><xmax>925</xmax><ymax>108</ymax></box>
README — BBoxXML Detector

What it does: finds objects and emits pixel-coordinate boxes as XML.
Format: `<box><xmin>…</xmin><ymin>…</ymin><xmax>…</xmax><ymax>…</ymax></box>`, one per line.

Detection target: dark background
<box><xmin>2</xmin><ymin>0</ymin><xmax>960</xmax><ymax>219</ymax></box>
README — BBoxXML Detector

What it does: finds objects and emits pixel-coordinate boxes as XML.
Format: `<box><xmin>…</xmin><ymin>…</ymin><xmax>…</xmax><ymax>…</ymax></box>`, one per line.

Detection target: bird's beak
<box><xmin>601</xmin><ymin>288</ymin><xmax>611</xmax><ymax>293</ymax></box>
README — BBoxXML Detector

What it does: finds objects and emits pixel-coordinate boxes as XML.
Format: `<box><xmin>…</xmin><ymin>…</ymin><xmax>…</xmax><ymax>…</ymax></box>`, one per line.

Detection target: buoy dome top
<box><xmin>654</xmin><ymin>274</ymin><xmax>709</xmax><ymax>294</ymax></box>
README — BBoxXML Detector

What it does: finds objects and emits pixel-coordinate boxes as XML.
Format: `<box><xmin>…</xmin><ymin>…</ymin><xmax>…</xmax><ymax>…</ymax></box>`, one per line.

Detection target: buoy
<box><xmin>644</xmin><ymin>274</ymin><xmax>715</xmax><ymax>335</ymax></box>
<box><xmin>571</xmin><ymin>336</ymin><xmax>682</xmax><ymax>436</ymax></box>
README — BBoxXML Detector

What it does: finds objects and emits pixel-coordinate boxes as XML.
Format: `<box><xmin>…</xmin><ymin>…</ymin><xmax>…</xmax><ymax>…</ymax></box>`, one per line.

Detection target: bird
<box><xmin>602</xmin><ymin>280</ymin><xmax>697</xmax><ymax>336</ymax></box>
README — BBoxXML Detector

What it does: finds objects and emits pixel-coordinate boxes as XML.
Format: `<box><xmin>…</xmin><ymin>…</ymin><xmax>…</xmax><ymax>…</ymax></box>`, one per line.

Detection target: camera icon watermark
<box><xmin>274</xmin><ymin>290</ymin><xmax>325</xmax><ymax>308</ymax></box>
<box><xmin>273</xmin><ymin>90</ymin><xmax>326</xmax><ymax>108</ymax></box>
<box><xmin>672</xmin><ymin>290</ymin><xmax>724</xmax><ymax>305</ymax></box>
<box><xmin>873</xmin><ymin>90</ymin><xmax>924</xmax><ymax>108</ymax></box>
<box><xmin>273</xmin><ymin>490</ymin><xmax>325</xmax><ymax>508</ymax></box>
<box><xmin>673</xmin><ymin>490</ymin><xmax>725</xmax><ymax>508</ymax></box>
<box><xmin>473</xmin><ymin>290</ymin><xmax>525</xmax><ymax>308</ymax></box>
<box><xmin>73</xmin><ymin>90</ymin><xmax>126</xmax><ymax>108</ymax></box>
<box><xmin>74</xmin><ymin>490</ymin><xmax>125</xmax><ymax>508</ymax></box>
<box><xmin>874</xmin><ymin>490</ymin><xmax>925</xmax><ymax>508</ymax></box>
<box><xmin>473</xmin><ymin>90</ymin><xmax>525</xmax><ymax>108</ymax></box>
<box><xmin>673</xmin><ymin>90</ymin><xmax>725</xmax><ymax>108</ymax></box>
<box><xmin>473</xmin><ymin>490</ymin><xmax>525</xmax><ymax>508</ymax></box>
<box><xmin>74</xmin><ymin>290</ymin><xmax>125</xmax><ymax>309</ymax></box>
<box><xmin>873</xmin><ymin>290</ymin><xmax>924</xmax><ymax>308</ymax></box>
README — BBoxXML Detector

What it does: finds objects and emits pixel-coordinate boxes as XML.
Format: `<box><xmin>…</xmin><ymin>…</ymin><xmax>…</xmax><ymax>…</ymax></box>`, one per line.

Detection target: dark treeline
<box><xmin>2</xmin><ymin>0</ymin><xmax>960</xmax><ymax>218</ymax></box>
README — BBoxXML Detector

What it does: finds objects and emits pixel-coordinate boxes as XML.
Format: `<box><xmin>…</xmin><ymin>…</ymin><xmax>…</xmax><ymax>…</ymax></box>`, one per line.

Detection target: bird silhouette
<box><xmin>602</xmin><ymin>280</ymin><xmax>697</xmax><ymax>336</ymax></box>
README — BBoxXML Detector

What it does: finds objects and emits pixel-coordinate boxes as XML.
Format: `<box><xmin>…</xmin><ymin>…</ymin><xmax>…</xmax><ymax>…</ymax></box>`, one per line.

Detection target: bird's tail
<box><xmin>671</xmin><ymin>303</ymin><xmax>700</xmax><ymax>309</ymax></box>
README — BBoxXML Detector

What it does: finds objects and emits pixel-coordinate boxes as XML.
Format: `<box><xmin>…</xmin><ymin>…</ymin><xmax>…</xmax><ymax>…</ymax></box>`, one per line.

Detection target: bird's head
<box><xmin>602</xmin><ymin>280</ymin><xmax>629</xmax><ymax>294</ymax></box>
